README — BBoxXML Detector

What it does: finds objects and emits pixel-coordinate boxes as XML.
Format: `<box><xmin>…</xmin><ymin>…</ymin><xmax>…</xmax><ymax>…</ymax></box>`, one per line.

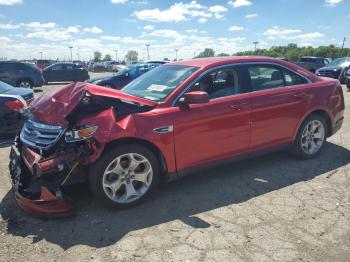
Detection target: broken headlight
<box><xmin>64</xmin><ymin>125</ymin><xmax>98</xmax><ymax>143</ymax></box>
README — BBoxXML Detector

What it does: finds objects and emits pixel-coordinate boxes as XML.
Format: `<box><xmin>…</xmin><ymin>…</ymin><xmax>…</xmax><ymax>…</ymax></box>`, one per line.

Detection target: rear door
<box><xmin>244</xmin><ymin>63</ymin><xmax>310</xmax><ymax>151</ymax></box>
<box><xmin>45</xmin><ymin>64</ymin><xmax>64</xmax><ymax>82</ymax></box>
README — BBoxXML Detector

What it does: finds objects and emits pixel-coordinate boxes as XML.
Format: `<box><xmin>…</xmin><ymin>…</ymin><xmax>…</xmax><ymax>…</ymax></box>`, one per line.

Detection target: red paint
<box><xmin>18</xmin><ymin>57</ymin><xmax>345</xmax><ymax>216</ymax></box>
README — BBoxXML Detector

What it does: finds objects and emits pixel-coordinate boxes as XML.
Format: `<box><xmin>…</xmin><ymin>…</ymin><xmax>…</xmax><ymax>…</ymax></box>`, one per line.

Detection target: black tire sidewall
<box><xmin>292</xmin><ymin>114</ymin><xmax>327</xmax><ymax>159</ymax></box>
<box><xmin>88</xmin><ymin>144</ymin><xmax>160</xmax><ymax>209</ymax></box>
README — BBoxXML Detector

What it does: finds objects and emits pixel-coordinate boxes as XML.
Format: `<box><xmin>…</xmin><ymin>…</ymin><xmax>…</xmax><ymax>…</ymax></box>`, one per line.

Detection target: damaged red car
<box><xmin>9</xmin><ymin>57</ymin><xmax>345</xmax><ymax>217</ymax></box>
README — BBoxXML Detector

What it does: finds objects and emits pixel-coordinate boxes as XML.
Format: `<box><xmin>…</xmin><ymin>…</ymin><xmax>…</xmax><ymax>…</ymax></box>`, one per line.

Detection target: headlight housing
<box><xmin>65</xmin><ymin>125</ymin><xmax>98</xmax><ymax>143</ymax></box>
<box><xmin>346</xmin><ymin>68</ymin><xmax>350</xmax><ymax>75</ymax></box>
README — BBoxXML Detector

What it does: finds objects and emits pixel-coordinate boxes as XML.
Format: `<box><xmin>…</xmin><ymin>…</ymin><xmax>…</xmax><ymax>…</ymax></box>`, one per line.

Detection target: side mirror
<box><xmin>179</xmin><ymin>91</ymin><xmax>209</xmax><ymax>105</ymax></box>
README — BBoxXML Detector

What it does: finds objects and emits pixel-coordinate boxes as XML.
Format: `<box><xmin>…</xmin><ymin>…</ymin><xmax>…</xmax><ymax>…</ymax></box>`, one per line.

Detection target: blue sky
<box><xmin>0</xmin><ymin>0</ymin><xmax>349</xmax><ymax>60</ymax></box>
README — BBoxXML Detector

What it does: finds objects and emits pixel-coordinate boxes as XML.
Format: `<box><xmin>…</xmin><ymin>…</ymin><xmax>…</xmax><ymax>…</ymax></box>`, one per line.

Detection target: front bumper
<box><xmin>9</xmin><ymin>144</ymin><xmax>73</xmax><ymax>217</ymax></box>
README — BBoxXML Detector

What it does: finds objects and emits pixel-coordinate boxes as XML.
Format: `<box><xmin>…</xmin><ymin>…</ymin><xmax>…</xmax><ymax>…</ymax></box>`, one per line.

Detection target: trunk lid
<box><xmin>29</xmin><ymin>82</ymin><xmax>157</xmax><ymax>126</ymax></box>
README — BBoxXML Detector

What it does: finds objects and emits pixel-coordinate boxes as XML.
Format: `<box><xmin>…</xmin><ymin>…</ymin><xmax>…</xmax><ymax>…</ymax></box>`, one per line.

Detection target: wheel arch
<box><xmin>102</xmin><ymin>137</ymin><xmax>168</xmax><ymax>176</ymax></box>
<box><xmin>295</xmin><ymin>109</ymin><xmax>333</xmax><ymax>139</ymax></box>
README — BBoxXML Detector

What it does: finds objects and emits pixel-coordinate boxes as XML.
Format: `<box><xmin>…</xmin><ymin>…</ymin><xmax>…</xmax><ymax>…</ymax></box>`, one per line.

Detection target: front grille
<box><xmin>20</xmin><ymin>119</ymin><xmax>65</xmax><ymax>150</ymax></box>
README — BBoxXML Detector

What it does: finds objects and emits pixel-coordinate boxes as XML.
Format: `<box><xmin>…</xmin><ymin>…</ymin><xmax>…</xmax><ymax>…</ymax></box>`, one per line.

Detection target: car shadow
<box><xmin>46</xmin><ymin>82</ymin><xmax>71</xmax><ymax>85</ymax></box>
<box><xmin>33</xmin><ymin>89</ymin><xmax>43</xmax><ymax>93</ymax></box>
<box><xmin>0</xmin><ymin>134</ymin><xmax>15</xmax><ymax>148</ymax></box>
<box><xmin>1</xmin><ymin>142</ymin><xmax>349</xmax><ymax>249</ymax></box>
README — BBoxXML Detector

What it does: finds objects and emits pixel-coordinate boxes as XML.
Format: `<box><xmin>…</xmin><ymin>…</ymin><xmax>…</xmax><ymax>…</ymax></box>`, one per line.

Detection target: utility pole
<box><xmin>69</xmin><ymin>46</ymin><xmax>73</xmax><ymax>61</ymax></box>
<box><xmin>39</xmin><ymin>52</ymin><xmax>43</xmax><ymax>59</ymax></box>
<box><xmin>253</xmin><ymin>41</ymin><xmax>259</xmax><ymax>54</ymax></box>
<box><xmin>145</xmin><ymin>44</ymin><xmax>150</xmax><ymax>60</ymax></box>
<box><xmin>114</xmin><ymin>49</ymin><xmax>118</xmax><ymax>62</ymax></box>
<box><xmin>175</xmin><ymin>49</ymin><xmax>179</xmax><ymax>61</ymax></box>
<box><xmin>341</xmin><ymin>37</ymin><xmax>346</xmax><ymax>55</ymax></box>
<box><xmin>77</xmin><ymin>42</ymin><xmax>80</xmax><ymax>61</ymax></box>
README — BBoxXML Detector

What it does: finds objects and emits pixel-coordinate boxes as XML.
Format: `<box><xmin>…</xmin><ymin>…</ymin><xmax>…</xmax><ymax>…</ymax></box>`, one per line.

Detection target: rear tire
<box><xmin>291</xmin><ymin>114</ymin><xmax>327</xmax><ymax>159</ymax></box>
<box><xmin>88</xmin><ymin>144</ymin><xmax>160</xmax><ymax>209</ymax></box>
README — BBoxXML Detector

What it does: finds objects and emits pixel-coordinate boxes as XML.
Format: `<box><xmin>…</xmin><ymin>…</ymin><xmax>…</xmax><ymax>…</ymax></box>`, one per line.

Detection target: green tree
<box><xmin>195</xmin><ymin>48</ymin><xmax>215</xmax><ymax>58</ymax></box>
<box><xmin>217</xmin><ymin>52</ymin><xmax>230</xmax><ymax>57</ymax></box>
<box><xmin>93</xmin><ymin>51</ymin><xmax>102</xmax><ymax>62</ymax></box>
<box><xmin>103</xmin><ymin>54</ymin><xmax>112</xmax><ymax>61</ymax></box>
<box><xmin>125</xmin><ymin>50</ymin><xmax>138</xmax><ymax>62</ymax></box>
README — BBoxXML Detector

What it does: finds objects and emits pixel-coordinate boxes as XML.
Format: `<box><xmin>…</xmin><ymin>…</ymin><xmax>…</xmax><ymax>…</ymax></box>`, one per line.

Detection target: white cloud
<box><xmin>101</xmin><ymin>35</ymin><xmax>120</xmax><ymax>41</ymax></box>
<box><xmin>24</xmin><ymin>22</ymin><xmax>56</xmax><ymax>29</ymax></box>
<box><xmin>228</xmin><ymin>0</ymin><xmax>252</xmax><ymax>8</ymax></box>
<box><xmin>83</xmin><ymin>26</ymin><xmax>103</xmax><ymax>33</ymax></box>
<box><xmin>149</xmin><ymin>29</ymin><xmax>184</xmax><ymax>41</ymax></box>
<box><xmin>111</xmin><ymin>0</ymin><xmax>128</xmax><ymax>3</ymax></box>
<box><xmin>26</xmin><ymin>26</ymin><xmax>79</xmax><ymax>41</ymax></box>
<box><xmin>143</xmin><ymin>25</ymin><xmax>154</xmax><ymax>30</ymax></box>
<box><xmin>229</xmin><ymin>25</ymin><xmax>244</xmax><ymax>31</ymax></box>
<box><xmin>198</xmin><ymin>18</ymin><xmax>208</xmax><ymax>23</ymax></box>
<box><xmin>134</xmin><ymin>1</ymin><xmax>227</xmax><ymax>22</ymax></box>
<box><xmin>264</xmin><ymin>26</ymin><xmax>301</xmax><ymax>37</ymax></box>
<box><xmin>0</xmin><ymin>23</ymin><xmax>20</xmax><ymax>29</ymax></box>
<box><xmin>325</xmin><ymin>0</ymin><xmax>343</xmax><ymax>6</ymax></box>
<box><xmin>291</xmin><ymin>32</ymin><xmax>324</xmax><ymax>42</ymax></box>
<box><xmin>246</xmin><ymin>13</ymin><xmax>257</xmax><ymax>18</ymax></box>
<box><xmin>0</xmin><ymin>36</ymin><xmax>11</xmax><ymax>45</ymax></box>
<box><xmin>0</xmin><ymin>0</ymin><xmax>22</xmax><ymax>5</ymax></box>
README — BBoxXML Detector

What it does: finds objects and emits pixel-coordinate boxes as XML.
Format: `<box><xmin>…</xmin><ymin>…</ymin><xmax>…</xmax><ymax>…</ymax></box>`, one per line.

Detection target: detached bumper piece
<box><xmin>9</xmin><ymin>145</ymin><xmax>74</xmax><ymax>218</ymax></box>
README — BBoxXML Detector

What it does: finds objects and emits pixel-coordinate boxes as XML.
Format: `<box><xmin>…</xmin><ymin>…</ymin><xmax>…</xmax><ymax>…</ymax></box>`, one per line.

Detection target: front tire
<box><xmin>291</xmin><ymin>114</ymin><xmax>327</xmax><ymax>159</ymax></box>
<box><xmin>89</xmin><ymin>144</ymin><xmax>160</xmax><ymax>209</ymax></box>
<box><xmin>17</xmin><ymin>79</ymin><xmax>33</xmax><ymax>89</ymax></box>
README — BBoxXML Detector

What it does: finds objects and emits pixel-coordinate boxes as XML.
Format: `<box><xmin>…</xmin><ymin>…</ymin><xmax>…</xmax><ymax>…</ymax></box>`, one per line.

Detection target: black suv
<box><xmin>297</xmin><ymin>56</ymin><xmax>329</xmax><ymax>73</ymax></box>
<box><xmin>0</xmin><ymin>61</ymin><xmax>45</xmax><ymax>88</ymax></box>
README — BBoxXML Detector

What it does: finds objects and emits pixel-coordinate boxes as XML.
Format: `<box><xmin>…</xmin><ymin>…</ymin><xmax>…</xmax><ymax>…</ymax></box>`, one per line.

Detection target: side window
<box><xmin>65</xmin><ymin>64</ymin><xmax>74</xmax><ymax>70</ymax></box>
<box><xmin>51</xmin><ymin>64</ymin><xmax>64</xmax><ymax>71</ymax></box>
<box><xmin>248</xmin><ymin>65</ymin><xmax>284</xmax><ymax>91</ymax></box>
<box><xmin>283</xmin><ymin>69</ymin><xmax>308</xmax><ymax>86</ymax></box>
<box><xmin>188</xmin><ymin>67</ymin><xmax>239</xmax><ymax>100</ymax></box>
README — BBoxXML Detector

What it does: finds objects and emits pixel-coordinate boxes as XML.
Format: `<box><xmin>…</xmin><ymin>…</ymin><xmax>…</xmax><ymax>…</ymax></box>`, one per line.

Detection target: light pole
<box><xmin>175</xmin><ymin>49</ymin><xmax>179</xmax><ymax>61</ymax></box>
<box><xmin>253</xmin><ymin>41</ymin><xmax>259</xmax><ymax>54</ymax></box>
<box><xmin>39</xmin><ymin>52</ymin><xmax>43</xmax><ymax>59</ymax></box>
<box><xmin>145</xmin><ymin>44</ymin><xmax>150</xmax><ymax>60</ymax></box>
<box><xmin>114</xmin><ymin>49</ymin><xmax>118</xmax><ymax>62</ymax></box>
<box><xmin>69</xmin><ymin>46</ymin><xmax>73</xmax><ymax>61</ymax></box>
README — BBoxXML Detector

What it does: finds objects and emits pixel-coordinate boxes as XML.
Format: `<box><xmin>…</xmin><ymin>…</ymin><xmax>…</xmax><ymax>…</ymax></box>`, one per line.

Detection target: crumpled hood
<box><xmin>29</xmin><ymin>82</ymin><xmax>157</xmax><ymax>127</ymax></box>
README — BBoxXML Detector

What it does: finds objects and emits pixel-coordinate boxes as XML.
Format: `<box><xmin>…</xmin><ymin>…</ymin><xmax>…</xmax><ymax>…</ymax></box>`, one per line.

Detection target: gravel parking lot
<box><xmin>0</xmin><ymin>76</ymin><xmax>349</xmax><ymax>262</ymax></box>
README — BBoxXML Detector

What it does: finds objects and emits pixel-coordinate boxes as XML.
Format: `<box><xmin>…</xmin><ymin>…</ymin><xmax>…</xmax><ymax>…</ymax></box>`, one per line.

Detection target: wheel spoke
<box><xmin>128</xmin><ymin>154</ymin><xmax>146</xmax><ymax>172</ymax></box>
<box><xmin>133</xmin><ymin>169</ymin><xmax>151</xmax><ymax>185</ymax></box>
<box><xmin>105</xmin><ymin>179</ymin><xmax>123</xmax><ymax>198</ymax></box>
<box><xmin>125</xmin><ymin>182</ymin><xmax>139</xmax><ymax>199</ymax></box>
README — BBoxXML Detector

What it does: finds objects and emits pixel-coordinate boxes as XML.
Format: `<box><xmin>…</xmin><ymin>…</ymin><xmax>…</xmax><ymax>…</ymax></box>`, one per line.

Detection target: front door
<box><xmin>172</xmin><ymin>66</ymin><xmax>251</xmax><ymax>171</ymax></box>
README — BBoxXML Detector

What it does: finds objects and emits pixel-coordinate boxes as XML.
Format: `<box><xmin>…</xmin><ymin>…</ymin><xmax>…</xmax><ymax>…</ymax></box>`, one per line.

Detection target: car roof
<box><xmin>165</xmin><ymin>56</ymin><xmax>291</xmax><ymax>69</ymax></box>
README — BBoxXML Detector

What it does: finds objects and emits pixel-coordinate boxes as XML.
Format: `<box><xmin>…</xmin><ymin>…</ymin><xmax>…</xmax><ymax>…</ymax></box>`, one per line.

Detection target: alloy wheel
<box><xmin>102</xmin><ymin>153</ymin><xmax>153</xmax><ymax>204</ymax></box>
<box><xmin>19</xmin><ymin>81</ymin><xmax>32</xmax><ymax>88</ymax></box>
<box><xmin>301</xmin><ymin>120</ymin><xmax>325</xmax><ymax>155</ymax></box>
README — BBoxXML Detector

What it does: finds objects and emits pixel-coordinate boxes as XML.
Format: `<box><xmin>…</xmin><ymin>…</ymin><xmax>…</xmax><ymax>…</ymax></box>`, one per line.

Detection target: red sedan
<box><xmin>9</xmin><ymin>56</ymin><xmax>345</xmax><ymax>216</ymax></box>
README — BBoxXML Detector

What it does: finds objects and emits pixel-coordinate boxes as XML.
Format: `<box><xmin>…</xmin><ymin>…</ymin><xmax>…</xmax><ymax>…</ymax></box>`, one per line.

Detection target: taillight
<box><xmin>4</xmin><ymin>99</ymin><xmax>31</xmax><ymax>111</ymax></box>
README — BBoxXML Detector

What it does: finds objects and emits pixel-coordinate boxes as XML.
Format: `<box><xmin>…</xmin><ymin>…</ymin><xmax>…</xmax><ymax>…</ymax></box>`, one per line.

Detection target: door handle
<box><xmin>293</xmin><ymin>92</ymin><xmax>306</xmax><ymax>99</ymax></box>
<box><xmin>229</xmin><ymin>101</ymin><xmax>248</xmax><ymax>110</ymax></box>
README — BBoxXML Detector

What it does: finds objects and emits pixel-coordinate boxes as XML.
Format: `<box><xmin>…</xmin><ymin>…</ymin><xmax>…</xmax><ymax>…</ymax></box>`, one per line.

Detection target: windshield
<box><xmin>0</xmin><ymin>81</ymin><xmax>13</xmax><ymax>92</ymax></box>
<box><xmin>122</xmin><ymin>65</ymin><xmax>198</xmax><ymax>101</ymax></box>
<box><xmin>329</xmin><ymin>57</ymin><xmax>350</xmax><ymax>66</ymax></box>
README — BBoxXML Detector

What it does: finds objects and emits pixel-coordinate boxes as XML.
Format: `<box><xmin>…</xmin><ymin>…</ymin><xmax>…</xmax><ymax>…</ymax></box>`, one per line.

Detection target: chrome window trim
<box><xmin>172</xmin><ymin>61</ymin><xmax>312</xmax><ymax>106</ymax></box>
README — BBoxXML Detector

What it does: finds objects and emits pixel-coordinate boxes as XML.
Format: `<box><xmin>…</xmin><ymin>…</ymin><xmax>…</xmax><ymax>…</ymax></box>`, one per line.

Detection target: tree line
<box><xmin>92</xmin><ymin>44</ymin><xmax>350</xmax><ymax>63</ymax></box>
<box><xmin>195</xmin><ymin>44</ymin><xmax>350</xmax><ymax>61</ymax></box>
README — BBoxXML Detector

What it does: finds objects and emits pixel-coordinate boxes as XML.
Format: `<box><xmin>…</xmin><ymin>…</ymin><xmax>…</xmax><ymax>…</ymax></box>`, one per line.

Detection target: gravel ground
<box><xmin>0</xmin><ymin>77</ymin><xmax>349</xmax><ymax>262</ymax></box>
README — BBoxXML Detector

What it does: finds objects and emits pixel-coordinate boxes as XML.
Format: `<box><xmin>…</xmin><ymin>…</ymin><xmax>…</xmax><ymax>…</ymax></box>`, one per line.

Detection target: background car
<box><xmin>297</xmin><ymin>56</ymin><xmax>329</xmax><ymax>73</ymax></box>
<box><xmin>87</xmin><ymin>63</ymin><xmax>161</xmax><ymax>89</ymax></box>
<box><xmin>344</xmin><ymin>66</ymin><xmax>350</xmax><ymax>91</ymax></box>
<box><xmin>36</xmin><ymin>59</ymin><xmax>51</xmax><ymax>70</ymax></box>
<box><xmin>0</xmin><ymin>61</ymin><xmax>45</xmax><ymax>88</ymax></box>
<box><xmin>89</xmin><ymin>62</ymin><xmax>106</xmax><ymax>72</ymax></box>
<box><xmin>316</xmin><ymin>57</ymin><xmax>350</xmax><ymax>83</ymax></box>
<box><xmin>43</xmin><ymin>62</ymin><xmax>89</xmax><ymax>83</ymax></box>
<box><xmin>0</xmin><ymin>81</ymin><xmax>33</xmax><ymax>135</ymax></box>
